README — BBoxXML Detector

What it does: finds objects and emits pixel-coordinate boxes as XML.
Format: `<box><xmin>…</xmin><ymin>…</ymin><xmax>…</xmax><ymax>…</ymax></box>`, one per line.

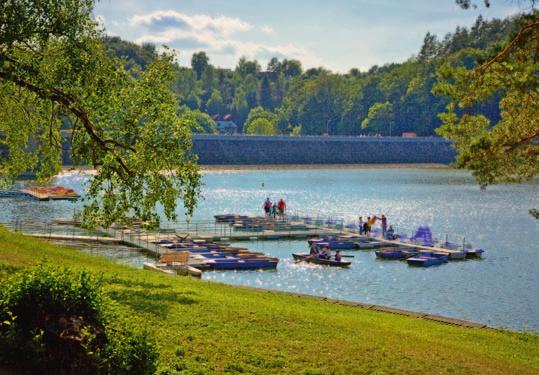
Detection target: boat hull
<box><xmin>202</xmin><ymin>259</ymin><xmax>278</xmax><ymax>270</ymax></box>
<box><xmin>406</xmin><ymin>256</ymin><xmax>444</xmax><ymax>267</ymax></box>
<box><xmin>292</xmin><ymin>253</ymin><xmax>351</xmax><ymax>267</ymax></box>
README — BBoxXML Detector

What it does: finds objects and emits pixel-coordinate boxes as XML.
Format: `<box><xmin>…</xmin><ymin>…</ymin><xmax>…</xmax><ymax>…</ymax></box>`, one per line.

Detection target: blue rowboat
<box><xmin>375</xmin><ymin>247</ymin><xmax>420</xmax><ymax>260</ymax></box>
<box><xmin>375</xmin><ymin>249</ymin><xmax>404</xmax><ymax>259</ymax></box>
<box><xmin>431</xmin><ymin>252</ymin><xmax>449</xmax><ymax>262</ymax></box>
<box><xmin>198</xmin><ymin>253</ymin><xmax>237</xmax><ymax>259</ymax></box>
<box><xmin>292</xmin><ymin>253</ymin><xmax>351</xmax><ymax>267</ymax></box>
<box><xmin>406</xmin><ymin>256</ymin><xmax>445</xmax><ymax>267</ymax></box>
<box><xmin>202</xmin><ymin>259</ymin><xmax>278</xmax><ymax>270</ymax></box>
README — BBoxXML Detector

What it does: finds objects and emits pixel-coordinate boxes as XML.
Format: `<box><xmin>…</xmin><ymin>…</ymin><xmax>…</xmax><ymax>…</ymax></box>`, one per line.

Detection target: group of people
<box><xmin>309</xmin><ymin>243</ymin><xmax>342</xmax><ymax>262</ymax></box>
<box><xmin>357</xmin><ymin>214</ymin><xmax>396</xmax><ymax>239</ymax></box>
<box><xmin>262</xmin><ymin>197</ymin><xmax>287</xmax><ymax>219</ymax></box>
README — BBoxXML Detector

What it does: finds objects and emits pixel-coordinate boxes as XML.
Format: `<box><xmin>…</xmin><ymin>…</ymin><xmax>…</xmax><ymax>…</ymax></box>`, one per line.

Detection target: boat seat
<box><xmin>159</xmin><ymin>252</ymin><xmax>189</xmax><ymax>265</ymax></box>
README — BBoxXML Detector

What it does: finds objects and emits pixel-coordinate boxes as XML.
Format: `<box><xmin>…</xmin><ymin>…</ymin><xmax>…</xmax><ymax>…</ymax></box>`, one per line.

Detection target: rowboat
<box><xmin>375</xmin><ymin>248</ymin><xmax>419</xmax><ymax>260</ymax></box>
<box><xmin>200</xmin><ymin>258</ymin><xmax>278</xmax><ymax>270</ymax></box>
<box><xmin>406</xmin><ymin>256</ymin><xmax>445</xmax><ymax>267</ymax></box>
<box><xmin>292</xmin><ymin>253</ymin><xmax>351</xmax><ymax>267</ymax></box>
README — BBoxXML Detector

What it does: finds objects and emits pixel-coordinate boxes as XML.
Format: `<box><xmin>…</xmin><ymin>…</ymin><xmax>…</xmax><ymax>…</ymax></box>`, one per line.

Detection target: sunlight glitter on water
<box><xmin>1</xmin><ymin>168</ymin><xmax>538</xmax><ymax>331</ymax></box>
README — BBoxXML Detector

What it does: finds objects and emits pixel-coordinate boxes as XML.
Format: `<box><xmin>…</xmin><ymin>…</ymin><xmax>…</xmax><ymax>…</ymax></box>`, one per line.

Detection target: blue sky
<box><xmin>94</xmin><ymin>0</ymin><xmax>523</xmax><ymax>72</ymax></box>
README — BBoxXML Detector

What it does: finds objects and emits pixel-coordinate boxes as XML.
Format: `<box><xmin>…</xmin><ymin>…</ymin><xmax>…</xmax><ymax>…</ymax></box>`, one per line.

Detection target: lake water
<box><xmin>1</xmin><ymin>168</ymin><xmax>538</xmax><ymax>331</ymax></box>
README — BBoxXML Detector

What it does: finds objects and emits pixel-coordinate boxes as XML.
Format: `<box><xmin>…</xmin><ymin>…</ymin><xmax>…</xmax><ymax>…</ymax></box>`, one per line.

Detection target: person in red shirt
<box><xmin>277</xmin><ymin>198</ymin><xmax>286</xmax><ymax>220</ymax></box>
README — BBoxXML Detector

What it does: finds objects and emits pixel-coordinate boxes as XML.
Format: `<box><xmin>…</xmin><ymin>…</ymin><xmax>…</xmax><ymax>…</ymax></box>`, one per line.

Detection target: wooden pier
<box><xmin>18</xmin><ymin>188</ymin><xmax>80</xmax><ymax>201</ymax></box>
<box><xmin>376</xmin><ymin>238</ymin><xmax>466</xmax><ymax>257</ymax></box>
<box><xmin>27</xmin><ymin>233</ymin><xmax>124</xmax><ymax>244</ymax></box>
<box><xmin>103</xmin><ymin>225</ymin><xmax>345</xmax><ymax>257</ymax></box>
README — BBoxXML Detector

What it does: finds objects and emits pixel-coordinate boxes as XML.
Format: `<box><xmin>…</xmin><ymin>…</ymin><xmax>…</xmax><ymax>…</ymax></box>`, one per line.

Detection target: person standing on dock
<box><xmin>271</xmin><ymin>202</ymin><xmax>278</xmax><ymax>219</ymax></box>
<box><xmin>263</xmin><ymin>198</ymin><xmax>272</xmax><ymax>216</ymax></box>
<box><xmin>358</xmin><ymin>216</ymin><xmax>364</xmax><ymax>235</ymax></box>
<box><xmin>379</xmin><ymin>215</ymin><xmax>388</xmax><ymax>237</ymax></box>
<box><xmin>277</xmin><ymin>198</ymin><xmax>286</xmax><ymax>220</ymax></box>
<box><xmin>364</xmin><ymin>218</ymin><xmax>371</xmax><ymax>237</ymax></box>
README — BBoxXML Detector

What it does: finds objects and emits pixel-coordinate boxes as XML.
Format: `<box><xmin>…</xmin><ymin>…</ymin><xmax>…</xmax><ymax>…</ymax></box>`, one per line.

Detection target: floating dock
<box><xmin>19</xmin><ymin>187</ymin><xmax>80</xmax><ymax>201</ymax></box>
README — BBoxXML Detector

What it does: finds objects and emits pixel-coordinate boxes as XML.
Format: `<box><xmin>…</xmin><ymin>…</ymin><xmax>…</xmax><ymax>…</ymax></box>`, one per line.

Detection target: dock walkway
<box><xmin>104</xmin><ymin>225</ymin><xmax>345</xmax><ymax>257</ymax></box>
<box><xmin>376</xmin><ymin>238</ymin><xmax>464</xmax><ymax>255</ymax></box>
<box><xmin>27</xmin><ymin>233</ymin><xmax>124</xmax><ymax>244</ymax></box>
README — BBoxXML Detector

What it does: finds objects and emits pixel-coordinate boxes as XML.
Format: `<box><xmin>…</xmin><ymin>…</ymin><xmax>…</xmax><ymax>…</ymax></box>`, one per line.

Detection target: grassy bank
<box><xmin>0</xmin><ymin>227</ymin><xmax>537</xmax><ymax>374</ymax></box>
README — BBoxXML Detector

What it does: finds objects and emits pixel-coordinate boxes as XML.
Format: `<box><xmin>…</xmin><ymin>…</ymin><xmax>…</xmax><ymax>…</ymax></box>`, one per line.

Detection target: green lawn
<box><xmin>0</xmin><ymin>226</ymin><xmax>538</xmax><ymax>374</ymax></box>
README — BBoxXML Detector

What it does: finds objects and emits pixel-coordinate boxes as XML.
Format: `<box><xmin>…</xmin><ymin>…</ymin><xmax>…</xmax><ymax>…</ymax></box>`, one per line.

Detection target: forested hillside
<box><xmin>104</xmin><ymin>15</ymin><xmax>518</xmax><ymax>136</ymax></box>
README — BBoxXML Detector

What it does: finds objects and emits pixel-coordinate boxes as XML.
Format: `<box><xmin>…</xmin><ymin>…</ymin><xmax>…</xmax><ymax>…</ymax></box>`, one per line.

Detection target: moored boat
<box><xmin>201</xmin><ymin>258</ymin><xmax>278</xmax><ymax>270</ymax></box>
<box><xmin>448</xmin><ymin>250</ymin><xmax>467</xmax><ymax>260</ymax></box>
<box><xmin>375</xmin><ymin>248</ymin><xmax>404</xmax><ymax>259</ymax></box>
<box><xmin>465</xmin><ymin>248</ymin><xmax>485</xmax><ymax>259</ymax></box>
<box><xmin>406</xmin><ymin>256</ymin><xmax>445</xmax><ymax>267</ymax></box>
<box><xmin>375</xmin><ymin>247</ymin><xmax>419</xmax><ymax>260</ymax></box>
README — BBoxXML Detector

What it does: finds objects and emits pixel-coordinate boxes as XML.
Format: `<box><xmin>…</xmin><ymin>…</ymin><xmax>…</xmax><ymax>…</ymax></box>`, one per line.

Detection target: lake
<box><xmin>1</xmin><ymin>167</ymin><xmax>538</xmax><ymax>331</ymax></box>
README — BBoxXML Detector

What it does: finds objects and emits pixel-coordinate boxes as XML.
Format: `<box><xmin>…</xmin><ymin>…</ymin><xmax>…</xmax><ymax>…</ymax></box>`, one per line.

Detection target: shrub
<box><xmin>0</xmin><ymin>264</ymin><xmax>158</xmax><ymax>374</ymax></box>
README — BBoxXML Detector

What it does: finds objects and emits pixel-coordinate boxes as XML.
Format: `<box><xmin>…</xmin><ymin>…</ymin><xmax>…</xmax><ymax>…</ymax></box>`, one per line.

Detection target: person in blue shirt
<box><xmin>386</xmin><ymin>225</ymin><xmax>395</xmax><ymax>240</ymax></box>
<box><xmin>334</xmin><ymin>250</ymin><xmax>342</xmax><ymax>262</ymax></box>
<box><xmin>319</xmin><ymin>246</ymin><xmax>331</xmax><ymax>259</ymax></box>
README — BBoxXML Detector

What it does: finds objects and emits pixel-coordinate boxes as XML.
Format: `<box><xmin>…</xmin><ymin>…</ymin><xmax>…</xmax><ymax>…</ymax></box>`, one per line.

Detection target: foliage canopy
<box><xmin>434</xmin><ymin>13</ymin><xmax>538</xmax><ymax>188</ymax></box>
<box><xmin>0</xmin><ymin>0</ymin><xmax>201</xmax><ymax>227</ymax></box>
<box><xmin>0</xmin><ymin>264</ymin><xmax>158</xmax><ymax>374</ymax></box>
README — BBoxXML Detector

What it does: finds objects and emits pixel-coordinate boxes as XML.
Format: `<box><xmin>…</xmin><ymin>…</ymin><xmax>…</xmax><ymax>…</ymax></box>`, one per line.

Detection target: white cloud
<box><xmin>261</xmin><ymin>26</ymin><xmax>275</xmax><ymax>34</ymax></box>
<box><xmin>131</xmin><ymin>10</ymin><xmax>252</xmax><ymax>36</ymax></box>
<box><xmin>131</xmin><ymin>10</ymin><xmax>321</xmax><ymax>68</ymax></box>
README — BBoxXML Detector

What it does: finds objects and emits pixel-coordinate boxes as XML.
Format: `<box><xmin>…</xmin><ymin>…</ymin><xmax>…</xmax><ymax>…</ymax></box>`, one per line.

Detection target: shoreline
<box><xmin>198</xmin><ymin>163</ymin><xmax>451</xmax><ymax>171</ymax></box>
<box><xmin>200</xmin><ymin>278</ymin><xmax>491</xmax><ymax>330</ymax></box>
<box><xmin>60</xmin><ymin>163</ymin><xmax>452</xmax><ymax>175</ymax></box>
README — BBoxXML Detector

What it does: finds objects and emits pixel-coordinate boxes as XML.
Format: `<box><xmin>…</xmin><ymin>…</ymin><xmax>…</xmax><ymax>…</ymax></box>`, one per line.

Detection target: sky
<box><xmin>94</xmin><ymin>0</ymin><xmax>525</xmax><ymax>73</ymax></box>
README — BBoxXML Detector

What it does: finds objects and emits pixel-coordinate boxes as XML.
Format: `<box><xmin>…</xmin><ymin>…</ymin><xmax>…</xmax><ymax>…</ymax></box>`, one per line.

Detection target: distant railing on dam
<box><xmin>0</xmin><ymin>134</ymin><xmax>456</xmax><ymax>166</ymax></box>
<box><xmin>190</xmin><ymin>135</ymin><xmax>456</xmax><ymax>165</ymax></box>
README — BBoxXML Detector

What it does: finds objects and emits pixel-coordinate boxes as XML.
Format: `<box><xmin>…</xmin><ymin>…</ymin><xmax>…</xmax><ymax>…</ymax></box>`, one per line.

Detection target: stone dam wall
<box><xmin>0</xmin><ymin>135</ymin><xmax>456</xmax><ymax>166</ymax></box>
<box><xmin>190</xmin><ymin>135</ymin><xmax>455</xmax><ymax>165</ymax></box>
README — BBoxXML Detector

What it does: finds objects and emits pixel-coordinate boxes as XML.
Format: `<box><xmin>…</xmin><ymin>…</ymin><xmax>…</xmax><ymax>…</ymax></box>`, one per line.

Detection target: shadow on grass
<box><xmin>107</xmin><ymin>276</ymin><xmax>174</xmax><ymax>290</ymax></box>
<box><xmin>108</xmin><ymin>288</ymin><xmax>197</xmax><ymax>316</ymax></box>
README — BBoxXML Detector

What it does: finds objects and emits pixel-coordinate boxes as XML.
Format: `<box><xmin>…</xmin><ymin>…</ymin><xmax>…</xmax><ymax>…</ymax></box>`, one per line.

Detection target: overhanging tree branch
<box><xmin>475</xmin><ymin>20</ymin><xmax>539</xmax><ymax>73</ymax></box>
<box><xmin>0</xmin><ymin>69</ymin><xmax>135</xmax><ymax>177</ymax></box>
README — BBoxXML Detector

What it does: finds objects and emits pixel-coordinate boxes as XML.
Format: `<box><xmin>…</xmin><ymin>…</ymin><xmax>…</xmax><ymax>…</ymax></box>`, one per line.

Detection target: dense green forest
<box><xmin>103</xmin><ymin>15</ymin><xmax>517</xmax><ymax>136</ymax></box>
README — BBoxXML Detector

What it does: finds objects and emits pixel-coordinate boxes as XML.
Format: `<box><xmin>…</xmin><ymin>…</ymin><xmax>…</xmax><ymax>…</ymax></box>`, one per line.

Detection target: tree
<box><xmin>294</xmin><ymin>74</ymin><xmax>348</xmax><ymax>135</ymax></box>
<box><xmin>267</xmin><ymin>57</ymin><xmax>282</xmax><ymax>73</ymax></box>
<box><xmin>245</xmin><ymin>118</ymin><xmax>277</xmax><ymax>135</ymax></box>
<box><xmin>418</xmin><ymin>32</ymin><xmax>439</xmax><ymax>61</ymax></box>
<box><xmin>434</xmin><ymin>3</ymin><xmax>538</xmax><ymax>217</ymax></box>
<box><xmin>181</xmin><ymin>109</ymin><xmax>217</xmax><ymax>133</ymax></box>
<box><xmin>232</xmin><ymin>88</ymin><xmax>250</xmax><ymax>129</ymax></box>
<box><xmin>205</xmin><ymin>89</ymin><xmax>225</xmax><ymax>115</ymax></box>
<box><xmin>281</xmin><ymin>59</ymin><xmax>302</xmax><ymax>78</ymax></box>
<box><xmin>361</xmin><ymin>102</ymin><xmax>395</xmax><ymax>135</ymax></box>
<box><xmin>259</xmin><ymin>75</ymin><xmax>273</xmax><ymax>110</ymax></box>
<box><xmin>191</xmin><ymin>51</ymin><xmax>209</xmax><ymax>80</ymax></box>
<box><xmin>184</xmin><ymin>92</ymin><xmax>201</xmax><ymax>110</ymax></box>
<box><xmin>235</xmin><ymin>57</ymin><xmax>261</xmax><ymax>77</ymax></box>
<box><xmin>0</xmin><ymin>0</ymin><xmax>201</xmax><ymax>227</ymax></box>
<box><xmin>435</xmin><ymin>12</ymin><xmax>538</xmax><ymax>210</ymax></box>
<box><xmin>244</xmin><ymin>107</ymin><xmax>277</xmax><ymax>133</ymax></box>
